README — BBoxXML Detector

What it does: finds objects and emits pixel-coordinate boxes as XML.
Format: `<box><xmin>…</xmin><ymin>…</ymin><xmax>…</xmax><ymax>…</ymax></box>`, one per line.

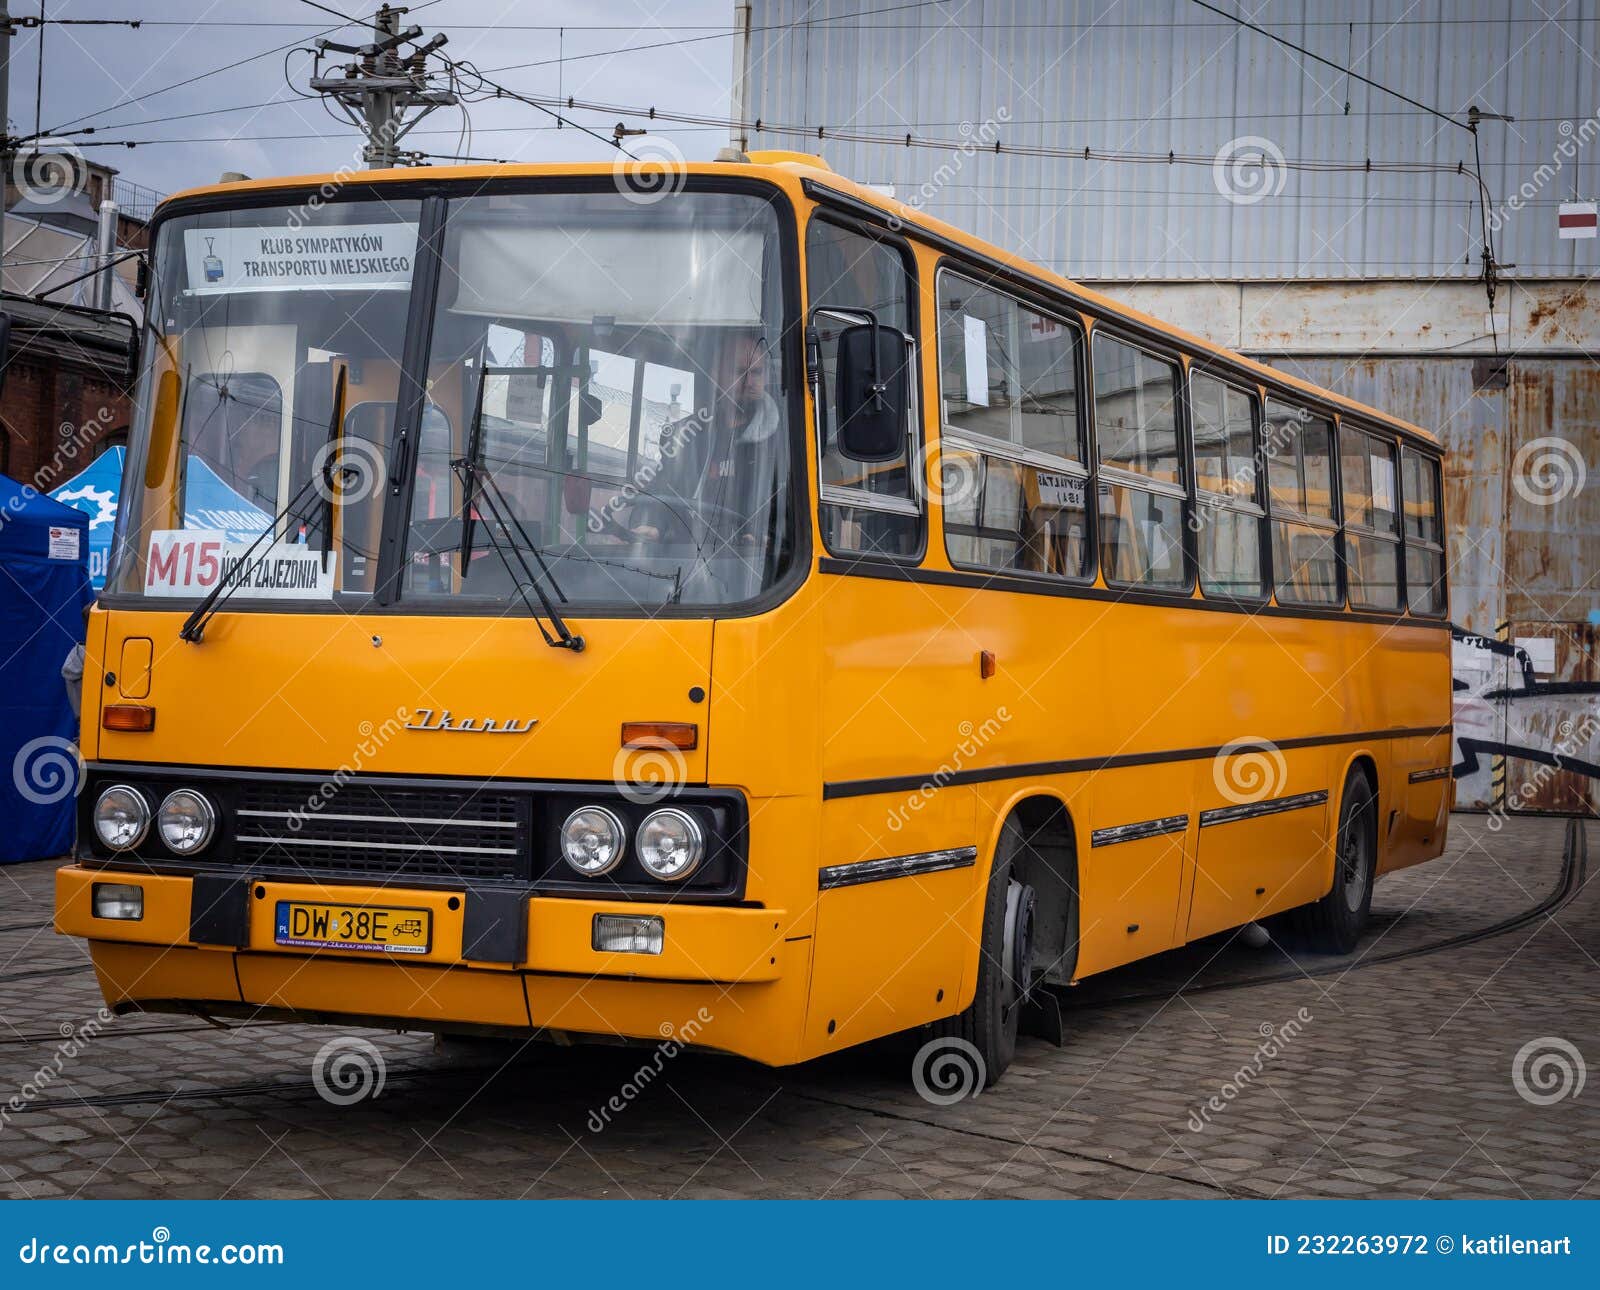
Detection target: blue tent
<box><xmin>51</xmin><ymin>448</ymin><xmax>272</xmax><ymax>590</ymax></box>
<box><xmin>0</xmin><ymin>474</ymin><xmax>92</xmax><ymax>863</ymax></box>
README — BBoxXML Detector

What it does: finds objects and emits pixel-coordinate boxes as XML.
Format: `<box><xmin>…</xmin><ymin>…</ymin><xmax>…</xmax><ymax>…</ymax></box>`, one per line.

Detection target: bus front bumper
<box><xmin>55</xmin><ymin>866</ymin><xmax>808</xmax><ymax>1067</ymax></box>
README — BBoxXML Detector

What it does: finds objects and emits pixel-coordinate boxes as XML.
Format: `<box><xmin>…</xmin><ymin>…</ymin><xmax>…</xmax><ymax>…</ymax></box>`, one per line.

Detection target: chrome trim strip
<box><xmin>818</xmin><ymin>846</ymin><xmax>978</xmax><ymax>891</ymax></box>
<box><xmin>818</xmin><ymin>483</ymin><xmax>922</xmax><ymax>516</ymax></box>
<box><xmin>939</xmin><ymin>426</ymin><xmax>1088</xmax><ymax>477</ymax></box>
<box><xmin>1199</xmin><ymin>789</ymin><xmax>1329</xmax><ymax>828</ymax></box>
<box><xmin>237</xmin><ymin>809</ymin><xmax>517</xmax><ymax>829</ymax></box>
<box><xmin>234</xmin><ymin>834</ymin><xmax>520</xmax><ymax>857</ymax></box>
<box><xmin>1408</xmin><ymin>766</ymin><xmax>1453</xmax><ymax>783</ymax></box>
<box><xmin>1090</xmin><ymin>814</ymin><xmax>1189</xmax><ymax>848</ymax></box>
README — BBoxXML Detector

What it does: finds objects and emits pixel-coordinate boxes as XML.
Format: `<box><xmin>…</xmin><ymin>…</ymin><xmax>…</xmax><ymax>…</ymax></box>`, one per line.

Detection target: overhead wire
<box><xmin>1188</xmin><ymin>0</ymin><xmax>1506</xmax><ymax>348</ymax></box>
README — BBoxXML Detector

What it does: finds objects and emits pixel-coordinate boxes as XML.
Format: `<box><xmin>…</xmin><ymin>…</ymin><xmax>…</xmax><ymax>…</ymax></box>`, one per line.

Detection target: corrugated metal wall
<box><xmin>746</xmin><ymin>0</ymin><xmax>1600</xmax><ymax>280</ymax></box>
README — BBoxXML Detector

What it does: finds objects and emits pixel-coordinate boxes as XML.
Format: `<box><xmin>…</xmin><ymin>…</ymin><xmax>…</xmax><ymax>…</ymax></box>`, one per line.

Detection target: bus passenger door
<box><xmin>801</xmin><ymin>219</ymin><xmax>984</xmax><ymax>1053</ymax></box>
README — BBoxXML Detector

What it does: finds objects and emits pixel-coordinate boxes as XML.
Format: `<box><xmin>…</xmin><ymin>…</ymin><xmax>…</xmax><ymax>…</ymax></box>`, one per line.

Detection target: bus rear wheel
<box><xmin>1290</xmin><ymin>769</ymin><xmax>1377</xmax><ymax>954</ymax></box>
<box><xmin>929</xmin><ymin>818</ymin><xmax>1033</xmax><ymax>1087</ymax></box>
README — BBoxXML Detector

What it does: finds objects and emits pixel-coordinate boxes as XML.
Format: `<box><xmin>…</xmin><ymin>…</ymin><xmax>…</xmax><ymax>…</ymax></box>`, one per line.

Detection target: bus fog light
<box><xmin>92</xmin><ymin>882</ymin><xmax>143</xmax><ymax>921</ymax></box>
<box><xmin>592</xmin><ymin>914</ymin><xmax>664</xmax><ymax>955</ymax></box>
<box><xmin>636</xmin><ymin>809</ymin><xmax>704</xmax><ymax>881</ymax></box>
<box><xmin>157</xmin><ymin>789</ymin><xmax>216</xmax><ymax>855</ymax></box>
<box><xmin>561</xmin><ymin>806</ymin><xmax>627</xmax><ymax>876</ymax></box>
<box><xmin>93</xmin><ymin>785</ymin><xmax>150</xmax><ymax>851</ymax></box>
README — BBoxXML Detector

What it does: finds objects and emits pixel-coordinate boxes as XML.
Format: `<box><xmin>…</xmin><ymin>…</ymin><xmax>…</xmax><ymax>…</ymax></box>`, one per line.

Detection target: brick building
<box><xmin>1</xmin><ymin>156</ymin><xmax>148</xmax><ymax>491</ymax></box>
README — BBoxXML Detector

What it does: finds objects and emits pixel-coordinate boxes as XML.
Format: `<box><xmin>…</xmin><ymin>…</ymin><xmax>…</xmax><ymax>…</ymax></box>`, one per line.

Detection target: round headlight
<box><xmin>93</xmin><ymin>785</ymin><xmax>150</xmax><ymax>851</ymax></box>
<box><xmin>636</xmin><ymin>809</ymin><xmax>705</xmax><ymax>882</ymax></box>
<box><xmin>157</xmin><ymin>789</ymin><xmax>216</xmax><ymax>855</ymax></box>
<box><xmin>560</xmin><ymin>806</ymin><xmax>626</xmax><ymax>876</ymax></box>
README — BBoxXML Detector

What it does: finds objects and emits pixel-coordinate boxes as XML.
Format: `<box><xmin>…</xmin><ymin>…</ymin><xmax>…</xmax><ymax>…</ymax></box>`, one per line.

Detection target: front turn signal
<box><xmin>621</xmin><ymin>721</ymin><xmax>697</xmax><ymax>750</ymax></box>
<box><xmin>102</xmin><ymin>704</ymin><xmax>156</xmax><ymax>732</ymax></box>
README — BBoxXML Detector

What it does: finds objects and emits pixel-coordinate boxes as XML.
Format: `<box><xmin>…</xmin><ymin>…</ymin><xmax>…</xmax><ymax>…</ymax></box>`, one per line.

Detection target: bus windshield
<box><xmin>109</xmin><ymin>187</ymin><xmax>796</xmax><ymax>612</ymax></box>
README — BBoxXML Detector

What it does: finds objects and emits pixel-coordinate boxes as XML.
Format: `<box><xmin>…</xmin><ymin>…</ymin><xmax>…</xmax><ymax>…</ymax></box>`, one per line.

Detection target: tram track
<box><xmin>0</xmin><ymin>1019</ymin><xmax>296</xmax><ymax>1048</ymax></box>
<box><xmin>0</xmin><ymin>962</ymin><xmax>94</xmax><ymax>985</ymax></box>
<box><xmin>1066</xmin><ymin>817</ymin><xmax>1589</xmax><ymax>1011</ymax></box>
<box><xmin>10</xmin><ymin>1054</ymin><xmax>490</xmax><ymax>1113</ymax></box>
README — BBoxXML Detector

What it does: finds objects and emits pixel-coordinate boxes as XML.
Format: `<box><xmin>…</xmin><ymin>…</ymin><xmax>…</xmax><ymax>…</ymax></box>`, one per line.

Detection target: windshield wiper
<box><xmin>456</xmin><ymin>365</ymin><xmax>488</xmax><ymax>578</ymax></box>
<box><xmin>450</xmin><ymin>456</ymin><xmax>585</xmax><ymax>652</ymax></box>
<box><xmin>316</xmin><ymin>366</ymin><xmax>348</xmax><ymax>571</ymax></box>
<box><xmin>452</xmin><ymin>365</ymin><xmax>584</xmax><ymax>651</ymax></box>
<box><xmin>179</xmin><ymin>371</ymin><xmax>349</xmax><ymax>644</ymax></box>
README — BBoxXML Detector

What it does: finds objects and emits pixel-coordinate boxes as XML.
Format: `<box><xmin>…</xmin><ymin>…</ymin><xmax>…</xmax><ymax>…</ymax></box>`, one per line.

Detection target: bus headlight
<box><xmin>560</xmin><ymin>806</ymin><xmax>626</xmax><ymax>876</ymax></box>
<box><xmin>636</xmin><ymin>809</ymin><xmax>704</xmax><ymax>882</ymax></box>
<box><xmin>157</xmin><ymin>789</ymin><xmax>216</xmax><ymax>855</ymax></box>
<box><xmin>93</xmin><ymin>785</ymin><xmax>150</xmax><ymax>851</ymax></box>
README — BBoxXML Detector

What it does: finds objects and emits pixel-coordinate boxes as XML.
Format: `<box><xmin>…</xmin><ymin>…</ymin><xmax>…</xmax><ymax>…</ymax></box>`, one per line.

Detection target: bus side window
<box><xmin>806</xmin><ymin>219</ymin><xmax>921</xmax><ymax>559</ymax></box>
<box><xmin>1264</xmin><ymin>399</ymin><xmax>1340</xmax><ymax>605</ymax></box>
<box><xmin>1341</xmin><ymin>427</ymin><xmax>1402</xmax><ymax>611</ymax></box>
<box><xmin>937</xmin><ymin>270</ymin><xmax>1091</xmax><ymax>580</ymax></box>
<box><xmin>1401</xmin><ymin>447</ymin><xmax>1446</xmax><ymax>616</ymax></box>
<box><xmin>1090</xmin><ymin>332</ymin><xmax>1187</xmax><ymax>590</ymax></box>
<box><xmin>1190</xmin><ymin>371</ymin><xmax>1266</xmax><ymax>600</ymax></box>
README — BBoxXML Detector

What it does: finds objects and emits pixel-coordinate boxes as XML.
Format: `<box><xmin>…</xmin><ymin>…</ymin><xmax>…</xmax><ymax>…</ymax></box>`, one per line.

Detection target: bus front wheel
<box><xmin>1289</xmin><ymin>769</ymin><xmax>1377</xmax><ymax>954</ymax></box>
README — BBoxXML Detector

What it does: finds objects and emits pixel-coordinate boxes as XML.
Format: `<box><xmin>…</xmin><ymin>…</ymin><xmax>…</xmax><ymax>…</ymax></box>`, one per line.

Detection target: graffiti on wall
<box><xmin>1452</xmin><ymin>626</ymin><xmax>1600</xmax><ymax>818</ymax></box>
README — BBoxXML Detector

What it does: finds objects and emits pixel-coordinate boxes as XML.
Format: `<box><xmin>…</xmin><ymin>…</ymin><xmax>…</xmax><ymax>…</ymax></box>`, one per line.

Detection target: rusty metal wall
<box><xmin>1269</xmin><ymin>355</ymin><xmax>1600</xmax><ymax>815</ymax></box>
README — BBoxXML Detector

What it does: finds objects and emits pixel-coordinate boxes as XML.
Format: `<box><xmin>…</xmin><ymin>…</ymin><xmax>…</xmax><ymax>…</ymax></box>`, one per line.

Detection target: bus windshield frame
<box><xmin>105</xmin><ymin>175</ymin><xmax>807</xmax><ymax>620</ymax></box>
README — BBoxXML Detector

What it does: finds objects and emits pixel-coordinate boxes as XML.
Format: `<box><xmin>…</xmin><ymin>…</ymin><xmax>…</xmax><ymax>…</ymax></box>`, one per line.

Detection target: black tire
<box><xmin>931</xmin><ymin>819</ymin><xmax>1022</xmax><ymax>1086</ymax></box>
<box><xmin>1292</xmin><ymin>770</ymin><xmax>1378</xmax><ymax>954</ymax></box>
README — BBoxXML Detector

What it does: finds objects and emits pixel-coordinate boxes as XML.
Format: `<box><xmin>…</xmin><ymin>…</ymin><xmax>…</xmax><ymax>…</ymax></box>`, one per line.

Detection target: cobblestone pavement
<box><xmin>1</xmin><ymin>815</ymin><xmax>1595</xmax><ymax>1200</ymax></box>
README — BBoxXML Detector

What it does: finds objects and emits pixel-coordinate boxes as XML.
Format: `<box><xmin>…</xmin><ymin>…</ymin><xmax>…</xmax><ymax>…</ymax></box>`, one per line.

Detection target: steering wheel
<box><xmin>638</xmin><ymin>494</ymin><xmax>750</xmax><ymax>544</ymax></box>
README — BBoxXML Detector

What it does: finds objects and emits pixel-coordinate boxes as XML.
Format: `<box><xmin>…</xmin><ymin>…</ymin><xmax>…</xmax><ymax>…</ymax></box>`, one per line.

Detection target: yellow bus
<box><xmin>53</xmin><ymin>153</ymin><xmax>1451</xmax><ymax>1086</ymax></box>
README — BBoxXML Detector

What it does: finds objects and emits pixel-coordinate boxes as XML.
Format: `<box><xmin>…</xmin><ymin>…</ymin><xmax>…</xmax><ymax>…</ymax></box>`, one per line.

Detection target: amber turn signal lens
<box><xmin>102</xmin><ymin>704</ymin><xmax>156</xmax><ymax>732</ymax></box>
<box><xmin>620</xmin><ymin>721</ymin><xmax>697</xmax><ymax>750</ymax></box>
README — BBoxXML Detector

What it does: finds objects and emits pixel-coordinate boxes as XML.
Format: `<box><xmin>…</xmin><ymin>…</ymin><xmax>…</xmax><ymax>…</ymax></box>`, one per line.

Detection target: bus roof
<box><xmin>163</xmin><ymin>157</ymin><xmax>1436</xmax><ymax>447</ymax></box>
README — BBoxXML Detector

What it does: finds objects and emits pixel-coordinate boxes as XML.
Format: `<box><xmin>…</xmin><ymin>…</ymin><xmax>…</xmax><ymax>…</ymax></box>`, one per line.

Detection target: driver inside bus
<box><xmin>628</xmin><ymin>332</ymin><xmax>784</xmax><ymax>551</ymax></box>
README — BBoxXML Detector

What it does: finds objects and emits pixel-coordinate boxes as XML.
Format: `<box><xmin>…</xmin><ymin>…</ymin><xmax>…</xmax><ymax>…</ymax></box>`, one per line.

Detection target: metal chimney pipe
<box><xmin>95</xmin><ymin>198</ymin><xmax>118</xmax><ymax>311</ymax></box>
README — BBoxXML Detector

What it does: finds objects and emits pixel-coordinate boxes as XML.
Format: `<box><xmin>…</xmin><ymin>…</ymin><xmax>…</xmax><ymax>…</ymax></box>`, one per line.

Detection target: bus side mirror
<box><xmin>0</xmin><ymin>312</ymin><xmax>12</xmax><ymax>399</ymax></box>
<box><xmin>835</xmin><ymin>322</ymin><xmax>908</xmax><ymax>462</ymax></box>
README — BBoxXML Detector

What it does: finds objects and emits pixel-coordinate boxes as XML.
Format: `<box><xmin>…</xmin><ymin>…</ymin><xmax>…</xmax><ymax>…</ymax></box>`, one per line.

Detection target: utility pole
<box><xmin>1</xmin><ymin>2</ymin><xmax>13</xmax><ymax>280</ymax></box>
<box><xmin>728</xmin><ymin>3</ymin><xmax>752</xmax><ymax>154</ymax></box>
<box><xmin>308</xmin><ymin>4</ymin><xmax>455</xmax><ymax>169</ymax></box>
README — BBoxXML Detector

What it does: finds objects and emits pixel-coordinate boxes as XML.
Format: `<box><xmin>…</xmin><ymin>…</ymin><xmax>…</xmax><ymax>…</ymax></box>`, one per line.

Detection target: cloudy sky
<box><xmin>10</xmin><ymin>0</ymin><xmax>740</xmax><ymax>199</ymax></box>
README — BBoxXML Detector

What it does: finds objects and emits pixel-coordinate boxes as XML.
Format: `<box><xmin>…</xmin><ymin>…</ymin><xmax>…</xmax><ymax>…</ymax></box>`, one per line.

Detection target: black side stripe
<box><xmin>818</xmin><ymin>846</ymin><xmax>977</xmax><ymax>891</ymax></box>
<box><xmin>1199</xmin><ymin>790</ymin><xmax>1329</xmax><ymax>828</ymax></box>
<box><xmin>1090</xmin><ymin>814</ymin><xmax>1189</xmax><ymax>848</ymax></box>
<box><xmin>822</xmin><ymin>727</ymin><xmax>1450</xmax><ymax>801</ymax></box>
<box><xmin>1408</xmin><ymin>766</ymin><xmax>1453</xmax><ymax>783</ymax></box>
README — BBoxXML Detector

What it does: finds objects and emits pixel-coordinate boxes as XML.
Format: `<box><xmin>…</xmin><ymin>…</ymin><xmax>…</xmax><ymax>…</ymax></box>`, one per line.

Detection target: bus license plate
<box><xmin>274</xmin><ymin>901</ymin><xmax>432</xmax><ymax>955</ymax></box>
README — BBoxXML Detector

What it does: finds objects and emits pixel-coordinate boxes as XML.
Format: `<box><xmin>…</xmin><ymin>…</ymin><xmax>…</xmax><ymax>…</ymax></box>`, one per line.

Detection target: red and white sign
<box><xmin>1027</xmin><ymin>314</ymin><xmax>1062</xmax><ymax>341</ymax></box>
<box><xmin>144</xmin><ymin>529</ymin><xmax>335</xmax><ymax>599</ymax></box>
<box><xmin>1558</xmin><ymin>202</ymin><xmax>1598</xmax><ymax>239</ymax></box>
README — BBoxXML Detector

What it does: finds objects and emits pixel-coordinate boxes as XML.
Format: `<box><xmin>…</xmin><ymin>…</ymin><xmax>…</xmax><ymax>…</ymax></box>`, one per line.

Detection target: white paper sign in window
<box><xmin>144</xmin><ymin>529</ymin><xmax>335</xmax><ymax>599</ymax></box>
<box><xmin>963</xmin><ymin>315</ymin><xmax>990</xmax><ymax>407</ymax></box>
<box><xmin>1370</xmin><ymin>451</ymin><xmax>1396</xmax><ymax>513</ymax></box>
<box><xmin>1036</xmin><ymin>471</ymin><xmax>1085</xmax><ymax>509</ymax></box>
<box><xmin>184</xmin><ymin>224</ymin><xmax>417</xmax><ymax>295</ymax></box>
